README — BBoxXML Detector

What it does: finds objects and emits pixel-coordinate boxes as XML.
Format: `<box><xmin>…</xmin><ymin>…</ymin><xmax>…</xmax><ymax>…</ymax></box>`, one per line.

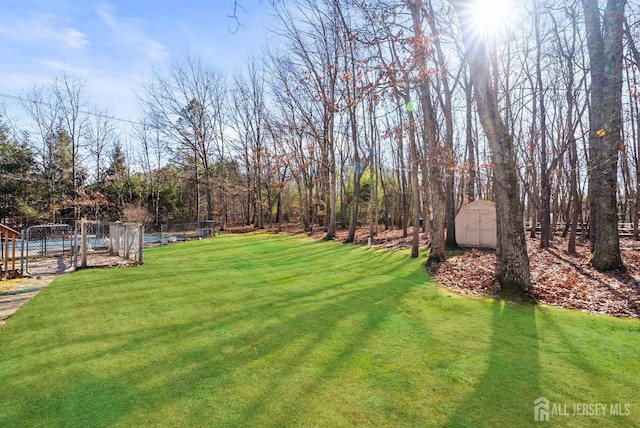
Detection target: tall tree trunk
<box><xmin>582</xmin><ymin>0</ymin><xmax>625</xmax><ymax>270</ymax></box>
<box><xmin>408</xmin><ymin>0</ymin><xmax>446</xmax><ymax>264</ymax></box>
<box><xmin>396</xmin><ymin>108</ymin><xmax>410</xmax><ymax>238</ymax></box>
<box><xmin>634</xmin><ymin>76</ymin><xmax>640</xmax><ymax>240</ymax></box>
<box><xmin>567</xmin><ymin>95</ymin><xmax>580</xmax><ymax>253</ymax></box>
<box><xmin>407</xmin><ymin>108</ymin><xmax>422</xmax><ymax>258</ymax></box>
<box><xmin>346</xmin><ymin>43</ymin><xmax>362</xmax><ymax>244</ymax></box>
<box><xmin>369</xmin><ymin>102</ymin><xmax>379</xmax><ymax>239</ymax></box>
<box><xmin>528</xmin><ymin>74</ymin><xmax>540</xmax><ymax>240</ymax></box>
<box><xmin>464</xmin><ymin>75</ymin><xmax>476</xmax><ymax>203</ymax></box>
<box><xmin>327</xmin><ymin>139</ymin><xmax>338</xmax><ymax>239</ymax></box>
<box><xmin>340</xmin><ymin>155</ymin><xmax>347</xmax><ymax>228</ymax></box>
<box><xmin>194</xmin><ymin>160</ymin><xmax>201</xmax><ymax>221</ymax></box>
<box><xmin>450</xmin><ymin>0</ymin><xmax>531</xmax><ymax>296</ymax></box>
<box><xmin>624</xmin><ymin>19</ymin><xmax>640</xmax><ymax>239</ymax></box>
<box><xmin>559</xmin><ymin>7</ymin><xmax>581</xmax><ymax>253</ymax></box>
<box><xmin>255</xmin><ymin>147</ymin><xmax>264</xmax><ymax>229</ymax></box>
<box><xmin>347</xmin><ymin>148</ymin><xmax>361</xmax><ymax>243</ymax></box>
<box><xmin>426</xmin><ymin>0</ymin><xmax>458</xmax><ymax>249</ymax></box>
<box><xmin>535</xmin><ymin>1</ymin><xmax>551</xmax><ymax>248</ymax></box>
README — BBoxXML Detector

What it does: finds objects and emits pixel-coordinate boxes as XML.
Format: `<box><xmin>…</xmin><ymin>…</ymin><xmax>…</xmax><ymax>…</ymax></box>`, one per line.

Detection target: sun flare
<box><xmin>470</xmin><ymin>0</ymin><xmax>517</xmax><ymax>37</ymax></box>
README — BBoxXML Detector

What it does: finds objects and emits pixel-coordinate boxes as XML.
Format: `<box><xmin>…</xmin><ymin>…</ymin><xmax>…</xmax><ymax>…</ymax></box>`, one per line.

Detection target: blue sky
<box><xmin>0</xmin><ymin>0</ymin><xmax>272</xmax><ymax>121</ymax></box>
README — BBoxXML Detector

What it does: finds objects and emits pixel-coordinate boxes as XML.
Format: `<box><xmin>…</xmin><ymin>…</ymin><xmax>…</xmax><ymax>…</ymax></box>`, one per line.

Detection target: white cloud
<box><xmin>38</xmin><ymin>59</ymin><xmax>88</xmax><ymax>73</ymax></box>
<box><xmin>0</xmin><ymin>14</ymin><xmax>89</xmax><ymax>50</ymax></box>
<box><xmin>97</xmin><ymin>7</ymin><xmax>117</xmax><ymax>29</ymax></box>
<box><xmin>96</xmin><ymin>6</ymin><xmax>169</xmax><ymax>62</ymax></box>
<box><xmin>62</xmin><ymin>27</ymin><xmax>90</xmax><ymax>49</ymax></box>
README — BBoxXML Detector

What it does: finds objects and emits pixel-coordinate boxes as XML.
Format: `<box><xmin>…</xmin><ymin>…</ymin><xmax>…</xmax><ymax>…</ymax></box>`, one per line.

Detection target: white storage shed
<box><xmin>455</xmin><ymin>200</ymin><xmax>497</xmax><ymax>249</ymax></box>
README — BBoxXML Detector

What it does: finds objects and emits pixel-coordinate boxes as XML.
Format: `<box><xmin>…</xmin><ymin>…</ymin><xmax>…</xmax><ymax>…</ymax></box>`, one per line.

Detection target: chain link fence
<box><xmin>23</xmin><ymin>224</ymin><xmax>75</xmax><ymax>276</ymax></box>
<box><xmin>14</xmin><ymin>221</ymin><xmax>144</xmax><ymax>276</ymax></box>
<box><xmin>145</xmin><ymin>221</ymin><xmax>218</xmax><ymax>246</ymax></box>
<box><xmin>3</xmin><ymin>218</ymin><xmax>221</xmax><ymax>279</ymax></box>
<box><xmin>75</xmin><ymin>220</ymin><xmax>143</xmax><ymax>269</ymax></box>
<box><xmin>106</xmin><ymin>222</ymin><xmax>144</xmax><ymax>265</ymax></box>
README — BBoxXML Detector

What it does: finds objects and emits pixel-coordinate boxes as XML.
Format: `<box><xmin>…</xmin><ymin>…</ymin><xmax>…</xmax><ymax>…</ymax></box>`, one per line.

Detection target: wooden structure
<box><xmin>455</xmin><ymin>200</ymin><xmax>497</xmax><ymax>249</ymax></box>
<box><xmin>0</xmin><ymin>224</ymin><xmax>21</xmax><ymax>279</ymax></box>
<box><xmin>107</xmin><ymin>222</ymin><xmax>144</xmax><ymax>266</ymax></box>
<box><xmin>72</xmin><ymin>219</ymin><xmax>144</xmax><ymax>269</ymax></box>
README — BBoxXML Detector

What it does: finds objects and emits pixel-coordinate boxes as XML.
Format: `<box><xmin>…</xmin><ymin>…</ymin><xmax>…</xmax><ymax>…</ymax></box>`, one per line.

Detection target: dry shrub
<box><xmin>121</xmin><ymin>204</ymin><xmax>152</xmax><ymax>227</ymax></box>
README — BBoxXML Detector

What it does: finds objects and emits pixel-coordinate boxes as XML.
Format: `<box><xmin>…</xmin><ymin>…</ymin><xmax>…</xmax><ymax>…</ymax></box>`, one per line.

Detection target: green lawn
<box><xmin>0</xmin><ymin>233</ymin><xmax>638</xmax><ymax>427</ymax></box>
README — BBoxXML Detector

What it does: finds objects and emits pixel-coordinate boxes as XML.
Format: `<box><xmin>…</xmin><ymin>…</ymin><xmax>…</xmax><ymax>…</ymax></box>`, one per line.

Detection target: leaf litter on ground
<box><xmin>227</xmin><ymin>224</ymin><xmax>639</xmax><ymax>319</ymax></box>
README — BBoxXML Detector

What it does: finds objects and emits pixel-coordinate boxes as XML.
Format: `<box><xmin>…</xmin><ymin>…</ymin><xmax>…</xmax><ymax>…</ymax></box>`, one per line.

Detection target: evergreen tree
<box><xmin>0</xmin><ymin>125</ymin><xmax>35</xmax><ymax>223</ymax></box>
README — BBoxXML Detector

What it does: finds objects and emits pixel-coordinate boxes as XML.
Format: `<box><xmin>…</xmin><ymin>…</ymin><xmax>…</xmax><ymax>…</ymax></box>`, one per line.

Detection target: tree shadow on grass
<box><xmin>228</xmin><ymin>275</ymin><xmax>423</xmax><ymax>426</ymax></box>
<box><xmin>446</xmin><ymin>299</ymin><xmax>541</xmax><ymax>427</ymax></box>
<box><xmin>0</xmin><ymin>254</ymin><xmax>431</xmax><ymax>427</ymax></box>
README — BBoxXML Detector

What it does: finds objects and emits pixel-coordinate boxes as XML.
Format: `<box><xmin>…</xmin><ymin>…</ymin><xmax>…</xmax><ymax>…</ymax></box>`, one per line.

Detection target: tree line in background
<box><xmin>1</xmin><ymin>0</ymin><xmax>639</xmax><ymax>296</ymax></box>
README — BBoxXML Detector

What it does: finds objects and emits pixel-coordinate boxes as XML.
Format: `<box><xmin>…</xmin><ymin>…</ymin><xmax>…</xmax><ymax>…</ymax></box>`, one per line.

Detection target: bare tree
<box><xmin>624</xmin><ymin>13</ymin><xmax>640</xmax><ymax>239</ymax></box>
<box><xmin>449</xmin><ymin>0</ymin><xmax>531</xmax><ymax>295</ymax></box>
<box><xmin>22</xmin><ymin>86</ymin><xmax>59</xmax><ymax>189</ymax></box>
<box><xmin>379</xmin><ymin>16</ymin><xmax>423</xmax><ymax>258</ymax></box>
<box><xmin>534</xmin><ymin>0</ymin><xmax>552</xmax><ymax>248</ymax></box>
<box><xmin>272</xmin><ymin>0</ymin><xmax>341</xmax><ymax>238</ymax></box>
<box><xmin>21</xmin><ymin>74</ymin><xmax>88</xmax><ymax>221</ymax></box>
<box><xmin>231</xmin><ymin>57</ymin><xmax>269</xmax><ymax>228</ymax></box>
<box><xmin>140</xmin><ymin>54</ymin><xmax>227</xmax><ymax>221</ymax></box>
<box><xmin>267</xmin><ymin>49</ymin><xmax>320</xmax><ymax>231</ymax></box>
<box><xmin>134</xmin><ymin>115</ymin><xmax>169</xmax><ymax>228</ymax></box>
<box><xmin>549</xmin><ymin>3</ymin><xmax>585</xmax><ymax>253</ymax></box>
<box><xmin>406</xmin><ymin>0</ymin><xmax>446</xmax><ymax>264</ymax></box>
<box><xmin>86</xmin><ymin>107</ymin><xmax>118</xmax><ymax>186</ymax></box>
<box><xmin>426</xmin><ymin>0</ymin><xmax>460</xmax><ymax>250</ymax></box>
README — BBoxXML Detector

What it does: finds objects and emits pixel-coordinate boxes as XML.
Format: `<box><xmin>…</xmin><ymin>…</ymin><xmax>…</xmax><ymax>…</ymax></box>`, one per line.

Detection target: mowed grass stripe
<box><xmin>0</xmin><ymin>233</ymin><xmax>638</xmax><ymax>427</ymax></box>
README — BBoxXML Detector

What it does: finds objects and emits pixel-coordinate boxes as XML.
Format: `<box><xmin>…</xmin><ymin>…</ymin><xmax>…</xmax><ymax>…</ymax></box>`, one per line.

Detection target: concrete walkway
<box><xmin>0</xmin><ymin>275</ymin><xmax>57</xmax><ymax>329</ymax></box>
